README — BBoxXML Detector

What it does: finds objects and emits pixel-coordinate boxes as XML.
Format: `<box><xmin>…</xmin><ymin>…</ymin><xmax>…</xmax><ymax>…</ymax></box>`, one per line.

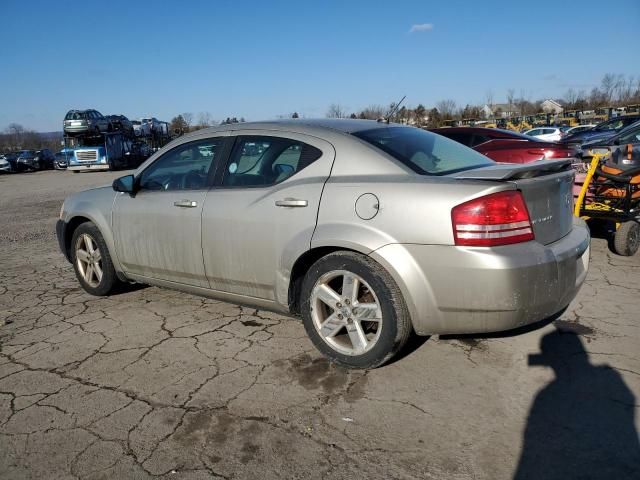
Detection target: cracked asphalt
<box><xmin>1</xmin><ymin>170</ymin><xmax>639</xmax><ymax>479</ymax></box>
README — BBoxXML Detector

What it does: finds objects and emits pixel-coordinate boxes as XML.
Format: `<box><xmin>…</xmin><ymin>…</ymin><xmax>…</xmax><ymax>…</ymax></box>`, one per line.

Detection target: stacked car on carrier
<box><xmin>62</xmin><ymin>109</ymin><xmax>170</xmax><ymax>172</ymax></box>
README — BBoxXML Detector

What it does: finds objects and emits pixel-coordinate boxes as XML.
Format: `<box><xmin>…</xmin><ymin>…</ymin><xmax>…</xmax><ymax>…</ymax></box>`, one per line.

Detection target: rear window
<box><xmin>65</xmin><ymin>111</ymin><xmax>86</xmax><ymax>120</ymax></box>
<box><xmin>353</xmin><ymin>127</ymin><xmax>493</xmax><ymax>175</ymax></box>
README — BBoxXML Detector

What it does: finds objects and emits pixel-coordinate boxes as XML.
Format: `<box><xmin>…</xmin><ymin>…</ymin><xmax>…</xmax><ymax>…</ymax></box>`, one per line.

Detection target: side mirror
<box><xmin>112</xmin><ymin>174</ymin><xmax>136</xmax><ymax>194</ymax></box>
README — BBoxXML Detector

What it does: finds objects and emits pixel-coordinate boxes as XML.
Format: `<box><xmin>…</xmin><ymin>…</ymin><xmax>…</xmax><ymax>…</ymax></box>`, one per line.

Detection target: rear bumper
<box><xmin>370</xmin><ymin>218</ymin><xmax>590</xmax><ymax>335</ymax></box>
<box><xmin>64</xmin><ymin>125</ymin><xmax>89</xmax><ymax>134</ymax></box>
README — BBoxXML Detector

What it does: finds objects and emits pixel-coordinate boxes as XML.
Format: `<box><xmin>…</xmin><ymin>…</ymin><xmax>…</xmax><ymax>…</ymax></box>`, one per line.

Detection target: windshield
<box><xmin>353</xmin><ymin>127</ymin><xmax>494</xmax><ymax>175</ymax></box>
<box><xmin>595</xmin><ymin>118</ymin><xmax>626</xmax><ymax>132</ymax></box>
<box><xmin>616</xmin><ymin>121</ymin><xmax>640</xmax><ymax>143</ymax></box>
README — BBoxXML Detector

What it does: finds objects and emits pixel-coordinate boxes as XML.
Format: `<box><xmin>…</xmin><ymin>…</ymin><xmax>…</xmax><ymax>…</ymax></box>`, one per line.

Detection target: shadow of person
<box><xmin>514</xmin><ymin>330</ymin><xmax>640</xmax><ymax>479</ymax></box>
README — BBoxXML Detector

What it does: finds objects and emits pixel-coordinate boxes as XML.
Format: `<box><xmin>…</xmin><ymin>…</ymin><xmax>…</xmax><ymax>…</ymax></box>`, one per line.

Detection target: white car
<box><xmin>0</xmin><ymin>155</ymin><xmax>12</xmax><ymax>173</ymax></box>
<box><xmin>523</xmin><ymin>127</ymin><xmax>563</xmax><ymax>142</ymax></box>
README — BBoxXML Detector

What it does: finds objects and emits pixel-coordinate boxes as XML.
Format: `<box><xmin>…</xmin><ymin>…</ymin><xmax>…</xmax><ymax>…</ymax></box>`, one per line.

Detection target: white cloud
<box><xmin>409</xmin><ymin>23</ymin><xmax>434</xmax><ymax>33</ymax></box>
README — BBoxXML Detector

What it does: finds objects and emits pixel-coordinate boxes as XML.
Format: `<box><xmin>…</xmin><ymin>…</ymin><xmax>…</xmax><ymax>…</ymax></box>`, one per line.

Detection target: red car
<box><xmin>430</xmin><ymin>127</ymin><xmax>575</xmax><ymax>163</ymax></box>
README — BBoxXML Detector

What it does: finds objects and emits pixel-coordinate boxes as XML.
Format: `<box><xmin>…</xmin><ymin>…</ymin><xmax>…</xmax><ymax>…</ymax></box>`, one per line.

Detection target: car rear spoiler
<box><xmin>450</xmin><ymin>159</ymin><xmax>573</xmax><ymax>181</ymax></box>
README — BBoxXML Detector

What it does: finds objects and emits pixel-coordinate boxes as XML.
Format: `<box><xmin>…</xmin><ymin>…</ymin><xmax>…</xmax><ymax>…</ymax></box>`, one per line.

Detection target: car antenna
<box><xmin>380</xmin><ymin>95</ymin><xmax>407</xmax><ymax>124</ymax></box>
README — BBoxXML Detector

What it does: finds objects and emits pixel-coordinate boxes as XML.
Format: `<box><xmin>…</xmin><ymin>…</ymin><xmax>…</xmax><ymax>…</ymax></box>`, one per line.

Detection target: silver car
<box><xmin>56</xmin><ymin>120</ymin><xmax>590</xmax><ymax>368</ymax></box>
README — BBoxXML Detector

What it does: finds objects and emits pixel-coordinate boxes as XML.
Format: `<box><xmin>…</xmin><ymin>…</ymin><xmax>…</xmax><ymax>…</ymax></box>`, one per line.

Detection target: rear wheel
<box><xmin>613</xmin><ymin>221</ymin><xmax>640</xmax><ymax>256</ymax></box>
<box><xmin>300</xmin><ymin>252</ymin><xmax>411</xmax><ymax>369</ymax></box>
<box><xmin>71</xmin><ymin>222</ymin><xmax>120</xmax><ymax>295</ymax></box>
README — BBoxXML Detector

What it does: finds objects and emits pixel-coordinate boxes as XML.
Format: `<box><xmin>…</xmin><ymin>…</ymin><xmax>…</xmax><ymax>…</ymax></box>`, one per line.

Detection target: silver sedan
<box><xmin>57</xmin><ymin>120</ymin><xmax>590</xmax><ymax>368</ymax></box>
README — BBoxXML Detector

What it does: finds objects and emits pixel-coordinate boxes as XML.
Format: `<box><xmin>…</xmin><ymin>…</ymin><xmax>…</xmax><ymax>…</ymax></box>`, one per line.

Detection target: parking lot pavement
<box><xmin>0</xmin><ymin>170</ymin><xmax>639</xmax><ymax>479</ymax></box>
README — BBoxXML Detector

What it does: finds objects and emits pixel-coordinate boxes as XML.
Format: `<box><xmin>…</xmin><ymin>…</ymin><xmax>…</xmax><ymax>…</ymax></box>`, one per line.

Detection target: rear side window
<box><xmin>470</xmin><ymin>134</ymin><xmax>490</xmax><ymax>147</ymax></box>
<box><xmin>223</xmin><ymin>136</ymin><xmax>322</xmax><ymax>187</ymax></box>
<box><xmin>438</xmin><ymin>132</ymin><xmax>472</xmax><ymax>147</ymax></box>
<box><xmin>353</xmin><ymin>127</ymin><xmax>493</xmax><ymax>175</ymax></box>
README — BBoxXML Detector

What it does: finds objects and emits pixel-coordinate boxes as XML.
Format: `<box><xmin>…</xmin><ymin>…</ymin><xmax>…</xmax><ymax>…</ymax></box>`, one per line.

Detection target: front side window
<box><xmin>354</xmin><ymin>127</ymin><xmax>493</xmax><ymax>175</ymax></box>
<box><xmin>139</xmin><ymin>138</ymin><xmax>224</xmax><ymax>191</ymax></box>
<box><xmin>223</xmin><ymin>136</ymin><xmax>322</xmax><ymax>187</ymax></box>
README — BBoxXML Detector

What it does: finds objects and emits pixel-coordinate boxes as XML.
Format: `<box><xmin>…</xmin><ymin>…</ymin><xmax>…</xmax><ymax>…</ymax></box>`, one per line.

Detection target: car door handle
<box><xmin>275</xmin><ymin>198</ymin><xmax>308</xmax><ymax>208</ymax></box>
<box><xmin>173</xmin><ymin>200</ymin><xmax>198</xmax><ymax>208</ymax></box>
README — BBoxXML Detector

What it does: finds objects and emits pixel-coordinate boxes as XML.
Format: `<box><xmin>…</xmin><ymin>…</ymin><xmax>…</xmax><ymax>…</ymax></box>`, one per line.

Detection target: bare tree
<box><xmin>506</xmin><ymin>88</ymin><xmax>516</xmax><ymax>117</ymax></box>
<box><xmin>181</xmin><ymin>112</ymin><xmax>194</xmax><ymax>130</ymax></box>
<box><xmin>436</xmin><ymin>99</ymin><xmax>457</xmax><ymax>119</ymax></box>
<box><xmin>326</xmin><ymin>104</ymin><xmax>347</xmax><ymax>118</ymax></box>
<box><xmin>485</xmin><ymin>90</ymin><xmax>494</xmax><ymax>113</ymax></box>
<box><xmin>564</xmin><ymin>88</ymin><xmax>577</xmax><ymax>108</ymax></box>
<box><xmin>601</xmin><ymin>74</ymin><xmax>619</xmax><ymax>104</ymax></box>
<box><xmin>6</xmin><ymin>123</ymin><xmax>24</xmax><ymax>135</ymax></box>
<box><xmin>615</xmin><ymin>75</ymin><xmax>635</xmax><ymax>104</ymax></box>
<box><xmin>197</xmin><ymin>112</ymin><xmax>212</xmax><ymax>128</ymax></box>
<box><xmin>355</xmin><ymin>105</ymin><xmax>386</xmax><ymax>120</ymax></box>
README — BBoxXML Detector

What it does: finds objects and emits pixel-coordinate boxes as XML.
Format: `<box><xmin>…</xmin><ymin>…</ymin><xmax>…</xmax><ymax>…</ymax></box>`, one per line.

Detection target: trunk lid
<box><xmin>451</xmin><ymin>160</ymin><xmax>575</xmax><ymax>245</ymax></box>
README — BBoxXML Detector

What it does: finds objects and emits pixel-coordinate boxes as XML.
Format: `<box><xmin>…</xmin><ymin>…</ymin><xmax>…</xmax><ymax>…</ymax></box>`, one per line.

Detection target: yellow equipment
<box><xmin>574</xmin><ymin>153</ymin><xmax>640</xmax><ymax>255</ymax></box>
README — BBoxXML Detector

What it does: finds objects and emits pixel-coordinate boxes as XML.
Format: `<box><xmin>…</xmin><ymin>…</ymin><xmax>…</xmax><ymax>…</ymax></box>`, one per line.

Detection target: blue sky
<box><xmin>0</xmin><ymin>0</ymin><xmax>638</xmax><ymax>131</ymax></box>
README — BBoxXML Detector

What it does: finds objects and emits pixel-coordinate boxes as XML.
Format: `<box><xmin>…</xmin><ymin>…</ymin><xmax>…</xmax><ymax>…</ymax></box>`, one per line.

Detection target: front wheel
<box><xmin>71</xmin><ymin>222</ymin><xmax>120</xmax><ymax>295</ymax></box>
<box><xmin>300</xmin><ymin>252</ymin><xmax>411</xmax><ymax>369</ymax></box>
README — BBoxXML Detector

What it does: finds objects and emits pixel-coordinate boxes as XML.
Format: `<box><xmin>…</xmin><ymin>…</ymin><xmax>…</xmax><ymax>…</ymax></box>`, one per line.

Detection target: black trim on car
<box><xmin>56</xmin><ymin>219</ymin><xmax>70</xmax><ymax>262</ymax></box>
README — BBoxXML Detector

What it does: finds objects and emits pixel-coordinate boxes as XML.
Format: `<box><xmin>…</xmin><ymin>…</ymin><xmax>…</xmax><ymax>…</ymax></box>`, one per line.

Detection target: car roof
<box><xmin>431</xmin><ymin>126</ymin><xmax>523</xmax><ymax>137</ymax></box>
<box><xmin>180</xmin><ymin>118</ymin><xmax>405</xmax><ymax>139</ymax></box>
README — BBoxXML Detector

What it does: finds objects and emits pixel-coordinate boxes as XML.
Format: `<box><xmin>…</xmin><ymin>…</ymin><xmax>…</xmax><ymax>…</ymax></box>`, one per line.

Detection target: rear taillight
<box><xmin>452</xmin><ymin>191</ymin><xmax>534</xmax><ymax>247</ymax></box>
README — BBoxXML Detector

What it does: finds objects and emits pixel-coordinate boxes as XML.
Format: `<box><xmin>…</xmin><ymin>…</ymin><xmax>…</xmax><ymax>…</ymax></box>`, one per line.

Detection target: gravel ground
<box><xmin>1</xmin><ymin>169</ymin><xmax>639</xmax><ymax>479</ymax></box>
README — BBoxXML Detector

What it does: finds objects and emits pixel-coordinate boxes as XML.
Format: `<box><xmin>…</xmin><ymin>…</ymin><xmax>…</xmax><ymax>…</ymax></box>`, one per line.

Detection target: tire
<box><xmin>613</xmin><ymin>221</ymin><xmax>640</xmax><ymax>256</ymax></box>
<box><xmin>300</xmin><ymin>251</ymin><xmax>411</xmax><ymax>369</ymax></box>
<box><xmin>71</xmin><ymin>222</ymin><xmax>120</xmax><ymax>296</ymax></box>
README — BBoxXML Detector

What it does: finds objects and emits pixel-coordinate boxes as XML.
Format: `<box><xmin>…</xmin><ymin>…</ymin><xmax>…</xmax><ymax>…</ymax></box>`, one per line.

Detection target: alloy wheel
<box><xmin>75</xmin><ymin>233</ymin><xmax>103</xmax><ymax>288</ymax></box>
<box><xmin>310</xmin><ymin>270</ymin><xmax>383</xmax><ymax>356</ymax></box>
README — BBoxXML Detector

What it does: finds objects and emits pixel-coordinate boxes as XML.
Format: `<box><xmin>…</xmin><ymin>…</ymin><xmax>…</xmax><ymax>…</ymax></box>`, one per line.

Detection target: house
<box><xmin>481</xmin><ymin>103</ymin><xmax>520</xmax><ymax>118</ymax></box>
<box><xmin>541</xmin><ymin>99</ymin><xmax>563</xmax><ymax>114</ymax></box>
